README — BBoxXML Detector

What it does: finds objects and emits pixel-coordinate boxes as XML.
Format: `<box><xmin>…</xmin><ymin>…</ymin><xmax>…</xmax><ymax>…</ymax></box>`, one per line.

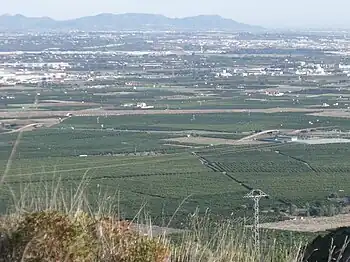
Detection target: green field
<box><xmin>1</xmin><ymin>128</ymin><xmax>350</xmax><ymax>226</ymax></box>
<box><xmin>0</xmin><ymin>129</ymin><xmax>188</xmax><ymax>160</ymax></box>
<box><xmin>0</xmin><ymin>107</ymin><xmax>350</xmax><ymax>226</ymax></box>
<box><xmin>0</xmin><ymin>152</ymin><xmax>250</xmax><ymax>226</ymax></box>
<box><xmin>59</xmin><ymin>112</ymin><xmax>350</xmax><ymax>132</ymax></box>
<box><xmin>198</xmin><ymin>143</ymin><xmax>350</xmax><ymax>208</ymax></box>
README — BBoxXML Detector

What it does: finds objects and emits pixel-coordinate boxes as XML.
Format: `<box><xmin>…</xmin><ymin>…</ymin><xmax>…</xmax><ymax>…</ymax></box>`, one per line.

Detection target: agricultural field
<box><xmin>2</xmin><ymin>120</ymin><xmax>350</xmax><ymax>227</ymax></box>
<box><xmin>0</xmin><ymin>129</ymin><xmax>193</xmax><ymax>160</ymax></box>
<box><xmin>2</xmin><ymin>31</ymin><xmax>350</xmax><ymax>232</ymax></box>
<box><xmin>1</xmin><ymin>94</ymin><xmax>350</xmax><ymax>227</ymax></box>
<box><xmin>197</xmin><ymin>143</ymin><xmax>350</xmax><ymax>209</ymax></box>
<box><xmin>58</xmin><ymin>112</ymin><xmax>350</xmax><ymax>133</ymax></box>
<box><xmin>0</xmin><ymin>152</ymin><xmax>250</xmax><ymax>226</ymax></box>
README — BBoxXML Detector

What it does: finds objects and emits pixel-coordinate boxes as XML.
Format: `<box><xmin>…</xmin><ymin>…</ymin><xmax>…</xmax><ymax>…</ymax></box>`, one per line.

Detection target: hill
<box><xmin>0</xmin><ymin>13</ymin><xmax>263</xmax><ymax>32</ymax></box>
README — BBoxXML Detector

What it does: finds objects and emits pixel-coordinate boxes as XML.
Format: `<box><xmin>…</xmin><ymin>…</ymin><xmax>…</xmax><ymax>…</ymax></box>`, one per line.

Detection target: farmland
<box><xmin>2</xmin><ymin>124</ymin><xmax>350</xmax><ymax>226</ymax></box>
<box><xmin>1</xmin><ymin>96</ymin><xmax>350</xmax><ymax>227</ymax></box>
<box><xmin>2</xmin><ymin>31</ymin><xmax>350</xmax><ymax>233</ymax></box>
<box><xmin>0</xmin><ymin>153</ymin><xmax>249</xmax><ymax>226</ymax></box>
<box><xmin>59</xmin><ymin>112</ymin><xmax>350</xmax><ymax>132</ymax></box>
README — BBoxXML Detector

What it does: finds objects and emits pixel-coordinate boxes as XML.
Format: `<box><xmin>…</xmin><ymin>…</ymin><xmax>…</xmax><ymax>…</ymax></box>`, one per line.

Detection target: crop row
<box><xmin>0</xmin><ymin>128</ymin><xmax>191</xmax><ymax>161</ymax></box>
<box><xmin>205</xmin><ymin>161</ymin><xmax>350</xmax><ymax>177</ymax></box>
<box><xmin>212</xmin><ymin>161</ymin><xmax>311</xmax><ymax>173</ymax></box>
<box><xmin>4</xmin><ymin>171</ymin><xmax>203</xmax><ymax>185</ymax></box>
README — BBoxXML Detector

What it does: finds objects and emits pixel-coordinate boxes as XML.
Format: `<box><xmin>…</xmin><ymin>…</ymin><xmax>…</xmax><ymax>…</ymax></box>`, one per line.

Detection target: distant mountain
<box><xmin>0</xmin><ymin>13</ymin><xmax>263</xmax><ymax>32</ymax></box>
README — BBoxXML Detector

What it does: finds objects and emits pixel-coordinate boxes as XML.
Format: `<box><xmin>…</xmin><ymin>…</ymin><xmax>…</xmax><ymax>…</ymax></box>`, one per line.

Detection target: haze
<box><xmin>3</xmin><ymin>0</ymin><xmax>350</xmax><ymax>28</ymax></box>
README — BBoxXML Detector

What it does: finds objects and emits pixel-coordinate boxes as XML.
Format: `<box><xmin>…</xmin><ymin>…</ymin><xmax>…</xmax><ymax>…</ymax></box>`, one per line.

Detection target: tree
<box><xmin>289</xmin><ymin>204</ymin><xmax>298</xmax><ymax>216</ymax></box>
<box><xmin>328</xmin><ymin>192</ymin><xmax>339</xmax><ymax>199</ymax></box>
<box><xmin>305</xmin><ymin>202</ymin><xmax>311</xmax><ymax>217</ymax></box>
<box><xmin>326</xmin><ymin>203</ymin><xmax>337</xmax><ymax>217</ymax></box>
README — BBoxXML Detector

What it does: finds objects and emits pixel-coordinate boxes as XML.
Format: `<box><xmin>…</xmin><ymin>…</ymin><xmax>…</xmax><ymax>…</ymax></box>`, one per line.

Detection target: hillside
<box><xmin>0</xmin><ymin>13</ymin><xmax>263</xmax><ymax>32</ymax></box>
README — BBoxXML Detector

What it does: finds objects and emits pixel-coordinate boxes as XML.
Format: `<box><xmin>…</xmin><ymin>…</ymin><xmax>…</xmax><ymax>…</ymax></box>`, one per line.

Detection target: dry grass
<box><xmin>165</xmin><ymin>136</ymin><xmax>239</xmax><ymax>145</ymax></box>
<box><xmin>0</xmin><ymin>176</ymin><xmax>307</xmax><ymax>262</ymax></box>
<box><xmin>164</xmin><ymin>136</ymin><xmax>267</xmax><ymax>146</ymax></box>
<box><xmin>0</xmin><ymin>210</ymin><xmax>170</xmax><ymax>262</ymax></box>
<box><xmin>2</xmin><ymin>173</ymin><xmax>350</xmax><ymax>262</ymax></box>
<box><xmin>170</xmin><ymin>213</ymin><xmax>303</xmax><ymax>262</ymax></box>
<box><xmin>0</xmin><ymin>177</ymin><xmax>171</xmax><ymax>262</ymax></box>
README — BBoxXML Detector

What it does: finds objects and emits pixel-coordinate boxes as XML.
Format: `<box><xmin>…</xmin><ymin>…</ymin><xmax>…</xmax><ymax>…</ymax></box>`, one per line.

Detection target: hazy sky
<box><xmin>3</xmin><ymin>0</ymin><xmax>350</xmax><ymax>28</ymax></box>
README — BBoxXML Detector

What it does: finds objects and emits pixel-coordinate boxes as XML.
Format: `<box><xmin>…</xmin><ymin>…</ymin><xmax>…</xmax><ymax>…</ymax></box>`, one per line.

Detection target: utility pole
<box><xmin>244</xmin><ymin>189</ymin><xmax>268</xmax><ymax>254</ymax></box>
<box><xmin>34</xmin><ymin>93</ymin><xmax>39</xmax><ymax>110</ymax></box>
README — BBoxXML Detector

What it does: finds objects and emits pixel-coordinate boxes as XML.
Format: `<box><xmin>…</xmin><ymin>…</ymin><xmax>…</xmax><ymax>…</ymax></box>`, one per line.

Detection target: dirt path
<box><xmin>0</xmin><ymin>118</ymin><xmax>62</xmax><ymax>134</ymax></box>
<box><xmin>259</xmin><ymin>213</ymin><xmax>350</xmax><ymax>232</ymax></box>
<box><xmin>3</xmin><ymin>123</ymin><xmax>38</xmax><ymax>134</ymax></box>
<box><xmin>308</xmin><ymin>110</ymin><xmax>350</xmax><ymax>118</ymax></box>
<box><xmin>165</xmin><ymin>136</ymin><xmax>267</xmax><ymax>146</ymax></box>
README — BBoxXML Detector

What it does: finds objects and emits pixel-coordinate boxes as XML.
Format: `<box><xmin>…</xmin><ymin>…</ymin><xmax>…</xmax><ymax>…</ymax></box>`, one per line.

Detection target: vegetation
<box><xmin>0</xmin><ymin>179</ymin><xmax>310</xmax><ymax>262</ymax></box>
<box><xmin>1</xmin><ymin>130</ymin><xmax>350</xmax><ymax>225</ymax></box>
<box><xmin>0</xmin><ymin>129</ymin><xmax>187</xmax><ymax>160</ymax></box>
<box><xmin>60</xmin><ymin>112</ymin><xmax>350</xmax><ymax>133</ymax></box>
<box><xmin>0</xmin><ymin>211</ymin><xmax>170</xmax><ymax>262</ymax></box>
<box><xmin>3</xmin><ymin>30</ymin><xmax>350</xmax><ymax>261</ymax></box>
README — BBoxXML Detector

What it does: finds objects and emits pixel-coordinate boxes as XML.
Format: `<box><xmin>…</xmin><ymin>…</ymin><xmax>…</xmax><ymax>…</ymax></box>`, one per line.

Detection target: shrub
<box><xmin>96</xmin><ymin>217</ymin><xmax>170</xmax><ymax>262</ymax></box>
<box><xmin>6</xmin><ymin>211</ymin><xmax>97</xmax><ymax>262</ymax></box>
<box><xmin>0</xmin><ymin>211</ymin><xmax>169</xmax><ymax>262</ymax></box>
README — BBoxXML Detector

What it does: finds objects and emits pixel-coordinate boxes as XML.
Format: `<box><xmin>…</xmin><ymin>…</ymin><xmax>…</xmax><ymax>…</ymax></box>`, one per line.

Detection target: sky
<box><xmin>3</xmin><ymin>0</ymin><xmax>350</xmax><ymax>28</ymax></box>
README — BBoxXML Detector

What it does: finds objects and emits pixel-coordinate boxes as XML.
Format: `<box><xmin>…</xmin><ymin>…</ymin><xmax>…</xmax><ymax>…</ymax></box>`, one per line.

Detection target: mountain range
<box><xmin>0</xmin><ymin>13</ymin><xmax>263</xmax><ymax>32</ymax></box>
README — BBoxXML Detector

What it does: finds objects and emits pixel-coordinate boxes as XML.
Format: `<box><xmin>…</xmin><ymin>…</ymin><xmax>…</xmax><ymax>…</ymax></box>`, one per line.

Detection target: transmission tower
<box><xmin>244</xmin><ymin>189</ymin><xmax>268</xmax><ymax>253</ymax></box>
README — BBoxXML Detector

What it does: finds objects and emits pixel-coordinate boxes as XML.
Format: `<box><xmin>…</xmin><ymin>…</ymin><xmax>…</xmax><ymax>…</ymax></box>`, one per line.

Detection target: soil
<box><xmin>165</xmin><ymin>136</ymin><xmax>268</xmax><ymax>146</ymax></box>
<box><xmin>308</xmin><ymin>110</ymin><xmax>350</xmax><ymax>118</ymax></box>
<box><xmin>259</xmin><ymin>213</ymin><xmax>350</xmax><ymax>232</ymax></box>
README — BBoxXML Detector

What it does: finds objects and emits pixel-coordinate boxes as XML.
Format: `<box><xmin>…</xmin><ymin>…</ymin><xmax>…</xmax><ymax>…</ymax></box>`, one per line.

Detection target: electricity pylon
<box><xmin>244</xmin><ymin>189</ymin><xmax>268</xmax><ymax>254</ymax></box>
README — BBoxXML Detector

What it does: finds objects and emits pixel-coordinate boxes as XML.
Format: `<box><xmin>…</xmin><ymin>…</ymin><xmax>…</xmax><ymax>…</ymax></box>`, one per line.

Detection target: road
<box><xmin>238</xmin><ymin>129</ymin><xmax>280</xmax><ymax>141</ymax></box>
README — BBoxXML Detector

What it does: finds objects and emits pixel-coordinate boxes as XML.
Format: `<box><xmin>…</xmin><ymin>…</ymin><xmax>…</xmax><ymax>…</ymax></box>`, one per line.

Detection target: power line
<box><xmin>244</xmin><ymin>189</ymin><xmax>268</xmax><ymax>255</ymax></box>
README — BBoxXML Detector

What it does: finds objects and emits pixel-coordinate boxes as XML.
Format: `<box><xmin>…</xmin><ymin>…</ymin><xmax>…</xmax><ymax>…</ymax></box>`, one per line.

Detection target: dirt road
<box><xmin>259</xmin><ymin>214</ymin><xmax>350</xmax><ymax>232</ymax></box>
<box><xmin>308</xmin><ymin>110</ymin><xmax>350</xmax><ymax>119</ymax></box>
<box><xmin>3</xmin><ymin>123</ymin><xmax>38</xmax><ymax>134</ymax></box>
